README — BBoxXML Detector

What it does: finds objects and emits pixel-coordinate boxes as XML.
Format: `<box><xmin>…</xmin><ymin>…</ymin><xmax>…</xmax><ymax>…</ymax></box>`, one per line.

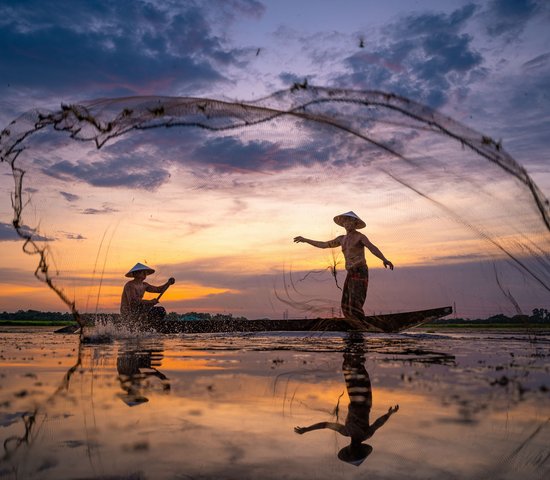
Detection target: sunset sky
<box><xmin>0</xmin><ymin>0</ymin><xmax>549</xmax><ymax>319</ymax></box>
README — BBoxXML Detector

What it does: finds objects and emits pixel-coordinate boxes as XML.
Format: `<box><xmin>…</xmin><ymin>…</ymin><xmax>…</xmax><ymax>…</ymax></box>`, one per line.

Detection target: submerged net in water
<box><xmin>1</xmin><ymin>86</ymin><xmax>549</xmax><ymax>324</ymax></box>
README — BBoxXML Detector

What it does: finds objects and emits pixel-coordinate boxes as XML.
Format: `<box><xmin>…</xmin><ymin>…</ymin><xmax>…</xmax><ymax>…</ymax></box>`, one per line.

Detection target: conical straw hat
<box><xmin>337</xmin><ymin>443</ymin><xmax>373</xmax><ymax>466</ymax></box>
<box><xmin>333</xmin><ymin>211</ymin><xmax>366</xmax><ymax>229</ymax></box>
<box><xmin>125</xmin><ymin>263</ymin><xmax>155</xmax><ymax>278</ymax></box>
<box><xmin>117</xmin><ymin>393</ymin><xmax>149</xmax><ymax>406</ymax></box>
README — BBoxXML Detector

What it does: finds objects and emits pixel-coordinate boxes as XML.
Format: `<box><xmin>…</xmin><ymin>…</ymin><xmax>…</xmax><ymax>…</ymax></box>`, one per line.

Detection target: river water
<box><xmin>0</xmin><ymin>326</ymin><xmax>548</xmax><ymax>479</ymax></box>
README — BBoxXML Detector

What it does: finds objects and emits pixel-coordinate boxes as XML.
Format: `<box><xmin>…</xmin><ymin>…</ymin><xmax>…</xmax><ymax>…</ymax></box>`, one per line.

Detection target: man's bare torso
<box><xmin>120</xmin><ymin>280</ymin><xmax>150</xmax><ymax>315</ymax></box>
<box><xmin>335</xmin><ymin>231</ymin><xmax>367</xmax><ymax>270</ymax></box>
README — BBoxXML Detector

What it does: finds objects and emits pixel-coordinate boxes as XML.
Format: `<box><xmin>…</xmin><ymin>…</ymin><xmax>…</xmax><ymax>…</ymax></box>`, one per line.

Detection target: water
<box><xmin>1</xmin><ymin>326</ymin><xmax>549</xmax><ymax>479</ymax></box>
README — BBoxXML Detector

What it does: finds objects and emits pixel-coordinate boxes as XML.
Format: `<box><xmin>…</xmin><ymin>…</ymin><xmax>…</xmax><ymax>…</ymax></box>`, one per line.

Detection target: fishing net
<box><xmin>1</xmin><ymin>86</ymin><xmax>549</xmax><ymax>323</ymax></box>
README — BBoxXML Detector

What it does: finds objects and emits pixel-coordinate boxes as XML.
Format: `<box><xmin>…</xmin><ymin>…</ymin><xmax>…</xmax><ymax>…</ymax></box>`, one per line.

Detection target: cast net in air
<box><xmin>1</xmin><ymin>86</ymin><xmax>549</xmax><ymax>326</ymax></box>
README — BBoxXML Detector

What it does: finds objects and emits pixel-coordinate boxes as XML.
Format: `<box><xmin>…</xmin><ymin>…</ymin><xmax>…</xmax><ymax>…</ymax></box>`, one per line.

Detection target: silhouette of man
<box><xmin>294</xmin><ymin>333</ymin><xmax>399</xmax><ymax>466</ymax></box>
<box><xmin>294</xmin><ymin>211</ymin><xmax>393</xmax><ymax>330</ymax></box>
<box><xmin>117</xmin><ymin>342</ymin><xmax>170</xmax><ymax>406</ymax></box>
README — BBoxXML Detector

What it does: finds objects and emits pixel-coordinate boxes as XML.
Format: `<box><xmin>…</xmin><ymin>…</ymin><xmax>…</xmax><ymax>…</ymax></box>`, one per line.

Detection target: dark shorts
<box><xmin>147</xmin><ymin>306</ymin><xmax>166</xmax><ymax>322</ymax></box>
<box><xmin>121</xmin><ymin>305</ymin><xmax>167</xmax><ymax>330</ymax></box>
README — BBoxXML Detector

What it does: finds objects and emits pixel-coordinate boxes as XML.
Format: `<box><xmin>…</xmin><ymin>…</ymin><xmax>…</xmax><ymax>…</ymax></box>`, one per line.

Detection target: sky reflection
<box><xmin>0</xmin><ymin>328</ymin><xmax>548</xmax><ymax>479</ymax></box>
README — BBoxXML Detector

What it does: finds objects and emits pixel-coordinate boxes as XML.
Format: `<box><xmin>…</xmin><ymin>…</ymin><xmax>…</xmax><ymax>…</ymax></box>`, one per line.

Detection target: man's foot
<box><xmin>343</xmin><ymin>316</ymin><xmax>385</xmax><ymax>332</ymax></box>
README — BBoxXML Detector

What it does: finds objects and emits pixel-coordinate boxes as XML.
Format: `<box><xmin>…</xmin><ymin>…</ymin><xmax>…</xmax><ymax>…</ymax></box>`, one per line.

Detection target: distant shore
<box><xmin>421</xmin><ymin>323</ymin><xmax>549</xmax><ymax>331</ymax></box>
<box><xmin>1</xmin><ymin>308</ymin><xmax>548</xmax><ymax>330</ymax></box>
<box><xmin>0</xmin><ymin>320</ymin><xmax>548</xmax><ymax>331</ymax></box>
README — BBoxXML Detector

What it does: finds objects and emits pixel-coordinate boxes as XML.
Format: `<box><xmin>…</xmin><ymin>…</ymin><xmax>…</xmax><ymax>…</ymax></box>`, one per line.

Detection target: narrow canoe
<box><xmin>55</xmin><ymin>306</ymin><xmax>453</xmax><ymax>334</ymax></box>
<box><xmin>148</xmin><ymin>306</ymin><xmax>453</xmax><ymax>334</ymax></box>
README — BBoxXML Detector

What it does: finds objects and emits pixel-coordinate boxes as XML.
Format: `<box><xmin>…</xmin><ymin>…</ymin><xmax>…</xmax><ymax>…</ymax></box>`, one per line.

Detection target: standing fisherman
<box><xmin>294</xmin><ymin>211</ymin><xmax>394</xmax><ymax>330</ymax></box>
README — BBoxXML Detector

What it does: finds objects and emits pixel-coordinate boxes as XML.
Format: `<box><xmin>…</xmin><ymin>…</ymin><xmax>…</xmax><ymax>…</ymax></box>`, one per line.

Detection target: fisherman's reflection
<box><xmin>294</xmin><ymin>333</ymin><xmax>399</xmax><ymax>466</ymax></box>
<box><xmin>116</xmin><ymin>342</ymin><xmax>170</xmax><ymax>406</ymax></box>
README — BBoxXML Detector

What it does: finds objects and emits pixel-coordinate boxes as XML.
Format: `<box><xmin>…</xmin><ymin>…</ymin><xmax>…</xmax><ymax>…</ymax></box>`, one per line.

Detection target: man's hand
<box><xmin>388</xmin><ymin>405</ymin><xmax>399</xmax><ymax>415</ymax></box>
<box><xmin>383</xmin><ymin>259</ymin><xmax>394</xmax><ymax>270</ymax></box>
<box><xmin>293</xmin><ymin>236</ymin><xmax>305</xmax><ymax>243</ymax></box>
<box><xmin>294</xmin><ymin>426</ymin><xmax>308</xmax><ymax>434</ymax></box>
<box><xmin>162</xmin><ymin>278</ymin><xmax>175</xmax><ymax>292</ymax></box>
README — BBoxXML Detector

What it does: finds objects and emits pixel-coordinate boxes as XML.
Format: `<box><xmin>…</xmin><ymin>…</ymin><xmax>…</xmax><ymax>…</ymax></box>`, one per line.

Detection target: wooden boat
<box><xmin>144</xmin><ymin>306</ymin><xmax>453</xmax><ymax>334</ymax></box>
<box><xmin>55</xmin><ymin>306</ymin><xmax>453</xmax><ymax>334</ymax></box>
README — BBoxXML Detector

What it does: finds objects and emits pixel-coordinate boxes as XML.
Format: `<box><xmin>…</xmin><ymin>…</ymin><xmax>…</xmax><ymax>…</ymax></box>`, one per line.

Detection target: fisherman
<box><xmin>120</xmin><ymin>263</ymin><xmax>175</xmax><ymax>326</ymax></box>
<box><xmin>294</xmin><ymin>333</ymin><xmax>399</xmax><ymax>466</ymax></box>
<box><xmin>294</xmin><ymin>211</ymin><xmax>394</xmax><ymax>330</ymax></box>
<box><xmin>117</xmin><ymin>342</ymin><xmax>170</xmax><ymax>406</ymax></box>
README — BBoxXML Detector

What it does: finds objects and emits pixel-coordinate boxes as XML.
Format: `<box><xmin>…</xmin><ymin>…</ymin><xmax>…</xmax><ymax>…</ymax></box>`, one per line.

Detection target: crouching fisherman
<box><xmin>120</xmin><ymin>263</ymin><xmax>175</xmax><ymax>328</ymax></box>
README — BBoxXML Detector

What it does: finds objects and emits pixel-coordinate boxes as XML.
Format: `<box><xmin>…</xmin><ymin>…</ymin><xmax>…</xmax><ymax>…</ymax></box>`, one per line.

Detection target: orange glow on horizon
<box><xmin>79</xmin><ymin>283</ymin><xmax>240</xmax><ymax>311</ymax></box>
<box><xmin>0</xmin><ymin>283</ymin><xmax>47</xmax><ymax>296</ymax></box>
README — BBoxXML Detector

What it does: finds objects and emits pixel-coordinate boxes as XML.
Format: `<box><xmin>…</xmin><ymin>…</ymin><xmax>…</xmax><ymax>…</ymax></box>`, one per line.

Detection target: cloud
<box><xmin>0</xmin><ymin>222</ymin><xmax>53</xmax><ymax>242</ymax></box>
<box><xmin>162</xmin><ymin>259</ymin><xmax>266</xmax><ymax>290</ymax></box>
<box><xmin>81</xmin><ymin>205</ymin><xmax>119</xmax><ymax>215</ymax></box>
<box><xmin>60</xmin><ymin>191</ymin><xmax>80</xmax><ymax>202</ymax></box>
<box><xmin>181</xmin><ymin>222</ymin><xmax>216</xmax><ymax>235</ymax></box>
<box><xmin>430</xmin><ymin>253</ymin><xmax>489</xmax><ymax>262</ymax></box>
<box><xmin>483</xmin><ymin>0</ymin><xmax>542</xmax><ymax>38</ymax></box>
<box><xmin>0</xmin><ymin>0</ymin><xmax>255</xmax><ymax>99</ymax></box>
<box><xmin>35</xmin><ymin>118</ymin><xmax>340</xmax><ymax>189</ymax></box>
<box><xmin>58</xmin><ymin>231</ymin><xmax>86</xmax><ymax>240</ymax></box>
<box><xmin>390</xmin><ymin>4</ymin><xmax>478</xmax><ymax>36</ymax></box>
<box><xmin>334</xmin><ymin>4</ymin><xmax>484</xmax><ymax>108</ymax></box>
<box><xmin>487</xmin><ymin>69</ymin><xmax>550</xmax><ymax>163</ymax></box>
<box><xmin>522</xmin><ymin>52</ymin><xmax>550</xmax><ymax>71</ymax></box>
<box><xmin>192</xmin><ymin>137</ymin><xmax>290</xmax><ymax>173</ymax></box>
<box><xmin>43</xmin><ymin>155</ymin><xmax>171</xmax><ymax>191</ymax></box>
<box><xmin>0</xmin><ymin>222</ymin><xmax>20</xmax><ymax>241</ymax></box>
<box><xmin>0</xmin><ymin>222</ymin><xmax>83</xmax><ymax>241</ymax></box>
<box><xmin>190</xmin><ymin>134</ymin><xmax>335</xmax><ymax>174</ymax></box>
<box><xmin>278</xmin><ymin>72</ymin><xmax>310</xmax><ymax>87</ymax></box>
<box><xmin>36</xmin><ymin>127</ymin><xmax>203</xmax><ymax>191</ymax></box>
<box><xmin>209</xmin><ymin>0</ymin><xmax>266</xmax><ymax>21</ymax></box>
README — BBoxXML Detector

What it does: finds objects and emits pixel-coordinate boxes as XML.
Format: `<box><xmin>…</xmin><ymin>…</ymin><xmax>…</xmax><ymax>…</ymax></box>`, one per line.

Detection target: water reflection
<box><xmin>116</xmin><ymin>341</ymin><xmax>171</xmax><ymax>406</ymax></box>
<box><xmin>0</xmin><ymin>329</ymin><xmax>548</xmax><ymax>479</ymax></box>
<box><xmin>1</xmin><ymin>341</ymin><xmax>83</xmax><ymax>463</ymax></box>
<box><xmin>294</xmin><ymin>333</ymin><xmax>399</xmax><ymax>466</ymax></box>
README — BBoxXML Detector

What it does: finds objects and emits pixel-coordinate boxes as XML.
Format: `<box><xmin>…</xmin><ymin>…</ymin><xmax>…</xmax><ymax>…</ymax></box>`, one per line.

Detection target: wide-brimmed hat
<box><xmin>125</xmin><ymin>263</ymin><xmax>155</xmax><ymax>278</ymax></box>
<box><xmin>337</xmin><ymin>443</ymin><xmax>373</xmax><ymax>466</ymax></box>
<box><xmin>333</xmin><ymin>211</ymin><xmax>366</xmax><ymax>229</ymax></box>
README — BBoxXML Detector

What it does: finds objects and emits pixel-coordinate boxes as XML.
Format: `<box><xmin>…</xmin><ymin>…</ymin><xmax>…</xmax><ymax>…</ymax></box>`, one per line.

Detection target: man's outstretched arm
<box><xmin>370</xmin><ymin>405</ymin><xmax>399</xmax><ymax>434</ymax></box>
<box><xmin>294</xmin><ymin>236</ymin><xmax>342</xmax><ymax>249</ymax></box>
<box><xmin>361</xmin><ymin>235</ymin><xmax>394</xmax><ymax>269</ymax></box>
<box><xmin>145</xmin><ymin>277</ymin><xmax>176</xmax><ymax>294</ymax></box>
<box><xmin>294</xmin><ymin>422</ymin><xmax>346</xmax><ymax>435</ymax></box>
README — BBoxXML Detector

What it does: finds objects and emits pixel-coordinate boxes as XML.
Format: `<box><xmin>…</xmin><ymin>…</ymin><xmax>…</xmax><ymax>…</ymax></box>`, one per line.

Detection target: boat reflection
<box><xmin>116</xmin><ymin>341</ymin><xmax>171</xmax><ymax>406</ymax></box>
<box><xmin>294</xmin><ymin>333</ymin><xmax>399</xmax><ymax>466</ymax></box>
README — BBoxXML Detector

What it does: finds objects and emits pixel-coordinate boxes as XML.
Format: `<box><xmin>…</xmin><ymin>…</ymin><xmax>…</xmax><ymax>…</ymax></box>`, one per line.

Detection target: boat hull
<box><xmin>149</xmin><ymin>306</ymin><xmax>453</xmax><ymax>334</ymax></box>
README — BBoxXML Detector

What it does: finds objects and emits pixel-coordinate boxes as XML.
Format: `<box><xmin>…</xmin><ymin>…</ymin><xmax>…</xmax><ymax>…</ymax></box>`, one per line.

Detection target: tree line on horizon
<box><xmin>0</xmin><ymin>308</ymin><xmax>549</xmax><ymax>323</ymax></box>
<box><xmin>431</xmin><ymin>308</ymin><xmax>550</xmax><ymax>324</ymax></box>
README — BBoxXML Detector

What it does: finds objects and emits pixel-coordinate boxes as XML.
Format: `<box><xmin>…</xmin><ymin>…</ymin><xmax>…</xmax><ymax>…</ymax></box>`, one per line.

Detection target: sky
<box><xmin>0</xmin><ymin>0</ymin><xmax>549</xmax><ymax>319</ymax></box>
